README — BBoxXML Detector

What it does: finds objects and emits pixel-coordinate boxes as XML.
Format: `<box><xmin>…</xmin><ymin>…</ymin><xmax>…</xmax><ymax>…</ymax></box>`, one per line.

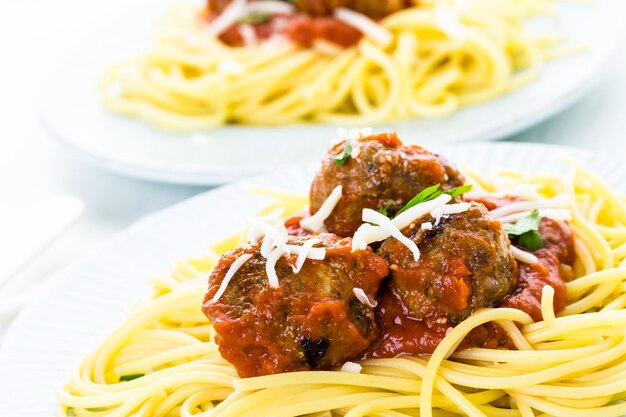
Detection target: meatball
<box><xmin>467</xmin><ymin>194</ymin><xmax>575</xmax><ymax>273</ymax></box>
<box><xmin>465</xmin><ymin>194</ymin><xmax>576</xmax><ymax>320</ymax></box>
<box><xmin>293</xmin><ymin>0</ymin><xmax>414</xmax><ymax>18</ymax></box>
<box><xmin>309</xmin><ymin>133</ymin><xmax>465</xmax><ymax>237</ymax></box>
<box><xmin>378</xmin><ymin>202</ymin><xmax>517</xmax><ymax>323</ymax></box>
<box><xmin>281</xmin><ymin>15</ymin><xmax>362</xmax><ymax>48</ymax></box>
<box><xmin>207</xmin><ymin>0</ymin><xmax>414</xmax><ymax>18</ymax></box>
<box><xmin>206</xmin><ymin>0</ymin><xmax>231</xmax><ymax>13</ymax></box>
<box><xmin>202</xmin><ymin>233</ymin><xmax>388</xmax><ymax>377</ymax></box>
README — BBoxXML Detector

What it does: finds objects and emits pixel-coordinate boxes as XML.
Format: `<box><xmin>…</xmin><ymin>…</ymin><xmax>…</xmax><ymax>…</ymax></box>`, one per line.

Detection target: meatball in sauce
<box><xmin>468</xmin><ymin>195</ymin><xmax>576</xmax><ymax>322</ymax></box>
<box><xmin>292</xmin><ymin>0</ymin><xmax>415</xmax><ymax>18</ymax></box>
<box><xmin>366</xmin><ymin>202</ymin><xmax>518</xmax><ymax>357</ymax></box>
<box><xmin>205</xmin><ymin>0</ymin><xmax>417</xmax><ymax>48</ymax></box>
<box><xmin>203</xmin><ymin>233</ymin><xmax>388</xmax><ymax>377</ymax></box>
<box><xmin>208</xmin><ymin>0</ymin><xmax>415</xmax><ymax>17</ymax></box>
<box><xmin>309</xmin><ymin>133</ymin><xmax>465</xmax><ymax>237</ymax></box>
<box><xmin>202</xmin><ymin>133</ymin><xmax>578</xmax><ymax>377</ymax></box>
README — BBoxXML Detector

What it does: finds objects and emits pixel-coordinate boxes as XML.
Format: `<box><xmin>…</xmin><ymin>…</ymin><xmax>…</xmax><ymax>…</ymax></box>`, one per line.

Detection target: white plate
<box><xmin>1</xmin><ymin>142</ymin><xmax>625</xmax><ymax>415</ymax></box>
<box><xmin>40</xmin><ymin>0</ymin><xmax>626</xmax><ymax>185</ymax></box>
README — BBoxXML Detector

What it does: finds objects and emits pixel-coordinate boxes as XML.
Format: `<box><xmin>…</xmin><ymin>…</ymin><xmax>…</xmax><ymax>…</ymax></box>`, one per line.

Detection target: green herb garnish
<box><xmin>444</xmin><ymin>184</ymin><xmax>474</xmax><ymax>198</ymax></box>
<box><xmin>394</xmin><ymin>184</ymin><xmax>473</xmax><ymax>217</ymax></box>
<box><xmin>119</xmin><ymin>373</ymin><xmax>145</xmax><ymax>382</ymax></box>
<box><xmin>504</xmin><ymin>209</ymin><xmax>544</xmax><ymax>251</ymax></box>
<box><xmin>332</xmin><ymin>144</ymin><xmax>353</xmax><ymax>165</ymax></box>
<box><xmin>239</xmin><ymin>11</ymin><xmax>270</xmax><ymax>24</ymax></box>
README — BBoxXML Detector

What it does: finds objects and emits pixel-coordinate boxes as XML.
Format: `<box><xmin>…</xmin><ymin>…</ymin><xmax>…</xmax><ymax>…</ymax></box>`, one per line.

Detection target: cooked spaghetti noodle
<box><xmin>101</xmin><ymin>0</ymin><xmax>564</xmax><ymax>130</ymax></box>
<box><xmin>58</xmin><ymin>160</ymin><xmax>626</xmax><ymax>417</ymax></box>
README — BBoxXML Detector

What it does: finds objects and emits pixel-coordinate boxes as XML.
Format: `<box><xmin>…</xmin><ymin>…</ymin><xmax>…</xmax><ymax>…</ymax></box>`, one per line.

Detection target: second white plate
<box><xmin>41</xmin><ymin>0</ymin><xmax>626</xmax><ymax>185</ymax></box>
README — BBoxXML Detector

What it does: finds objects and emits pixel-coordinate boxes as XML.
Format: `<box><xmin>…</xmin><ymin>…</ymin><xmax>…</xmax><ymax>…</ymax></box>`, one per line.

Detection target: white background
<box><xmin>0</xmin><ymin>0</ymin><xmax>625</xmax><ymax>340</ymax></box>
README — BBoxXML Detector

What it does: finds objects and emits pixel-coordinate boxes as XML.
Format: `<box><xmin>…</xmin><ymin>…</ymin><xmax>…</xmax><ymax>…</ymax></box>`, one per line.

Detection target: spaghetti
<box><xmin>58</xmin><ymin>160</ymin><xmax>626</xmax><ymax>417</ymax></box>
<box><xmin>101</xmin><ymin>0</ymin><xmax>564</xmax><ymax>130</ymax></box>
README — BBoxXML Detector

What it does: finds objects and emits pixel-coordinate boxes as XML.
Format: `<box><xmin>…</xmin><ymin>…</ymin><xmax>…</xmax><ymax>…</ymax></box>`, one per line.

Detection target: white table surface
<box><xmin>0</xmin><ymin>0</ymin><xmax>625</xmax><ymax>342</ymax></box>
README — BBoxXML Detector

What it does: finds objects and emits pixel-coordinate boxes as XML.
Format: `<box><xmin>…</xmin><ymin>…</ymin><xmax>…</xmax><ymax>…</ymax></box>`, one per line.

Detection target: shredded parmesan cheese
<box><xmin>353</xmin><ymin>287</ymin><xmax>377</xmax><ymax>308</ymax></box>
<box><xmin>465</xmin><ymin>184</ymin><xmax>542</xmax><ymax>201</ymax></box>
<box><xmin>489</xmin><ymin>194</ymin><xmax>570</xmax><ymax>219</ymax></box>
<box><xmin>497</xmin><ymin>208</ymin><xmax>572</xmax><ymax>224</ymax></box>
<box><xmin>341</xmin><ymin>361</ymin><xmax>363</xmax><ymax>373</ymax></box>
<box><xmin>291</xmin><ymin>239</ymin><xmax>324</xmax><ymax>273</ymax></box>
<box><xmin>334</xmin><ymin>8</ymin><xmax>393</xmax><ymax>46</ymax></box>
<box><xmin>261</xmin><ymin>235</ymin><xmax>275</xmax><ymax>257</ymax></box>
<box><xmin>248</xmin><ymin>218</ymin><xmax>289</xmax><ymax>252</ymax></box>
<box><xmin>207</xmin><ymin>0</ymin><xmax>295</xmax><ymax>39</ymax></box>
<box><xmin>511</xmin><ymin>246</ymin><xmax>539</xmax><ymax>264</ymax></box>
<box><xmin>239</xmin><ymin>24</ymin><xmax>258</xmax><ymax>47</ymax></box>
<box><xmin>440</xmin><ymin>202</ymin><xmax>471</xmax><ymax>215</ymax></box>
<box><xmin>353</xmin><ymin>194</ymin><xmax>452</xmax><ymax>251</ymax></box>
<box><xmin>207</xmin><ymin>0</ymin><xmax>248</xmax><ymax>37</ymax></box>
<box><xmin>207</xmin><ymin>253</ymin><xmax>253</xmax><ymax>304</ymax></box>
<box><xmin>394</xmin><ymin>195</ymin><xmax>452</xmax><ymax>230</ymax></box>
<box><xmin>362</xmin><ymin>209</ymin><xmax>420</xmax><ymax>261</ymax></box>
<box><xmin>246</xmin><ymin>213</ymin><xmax>328</xmax><ymax>289</ymax></box>
<box><xmin>245</xmin><ymin>0</ymin><xmax>296</xmax><ymax>14</ymax></box>
<box><xmin>300</xmin><ymin>185</ymin><xmax>343</xmax><ymax>232</ymax></box>
<box><xmin>430</xmin><ymin>207</ymin><xmax>444</xmax><ymax>226</ymax></box>
<box><xmin>265</xmin><ymin>247</ymin><xmax>286</xmax><ymax>288</ymax></box>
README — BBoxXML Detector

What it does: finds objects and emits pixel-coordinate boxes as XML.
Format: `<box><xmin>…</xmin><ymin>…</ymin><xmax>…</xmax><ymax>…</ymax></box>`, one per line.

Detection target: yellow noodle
<box><xmin>101</xmin><ymin>0</ymin><xmax>559</xmax><ymax>130</ymax></box>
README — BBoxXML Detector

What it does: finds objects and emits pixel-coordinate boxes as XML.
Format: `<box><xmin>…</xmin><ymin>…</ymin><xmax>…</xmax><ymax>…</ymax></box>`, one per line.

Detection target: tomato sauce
<box><xmin>207</xmin><ymin>13</ymin><xmax>362</xmax><ymax>48</ymax></box>
<box><xmin>205</xmin><ymin>0</ymin><xmax>418</xmax><ymax>48</ymax></box>
<box><xmin>363</xmin><ymin>289</ymin><xmax>514</xmax><ymax>359</ymax></box>
<box><xmin>365</xmin><ymin>207</ymin><xmax>575</xmax><ymax>358</ymax></box>
<box><xmin>204</xmin><ymin>234</ymin><xmax>388</xmax><ymax>377</ymax></box>
<box><xmin>284</xmin><ymin>214</ymin><xmax>312</xmax><ymax>237</ymax></box>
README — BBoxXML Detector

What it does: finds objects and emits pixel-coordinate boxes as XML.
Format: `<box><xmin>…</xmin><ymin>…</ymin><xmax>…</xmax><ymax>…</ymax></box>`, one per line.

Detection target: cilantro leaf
<box><xmin>119</xmin><ymin>373</ymin><xmax>144</xmax><ymax>382</ymax></box>
<box><xmin>394</xmin><ymin>184</ymin><xmax>473</xmax><ymax>218</ymax></box>
<box><xmin>504</xmin><ymin>209</ymin><xmax>544</xmax><ymax>251</ymax></box>
<box><xmin>445</xmin><ymin>184</ymin><xmax>473</xmax><ymax>198</ymax></box>
<box><xmin>332</xmin><ymin>144</ymin><xmax>353</xmax><ymax>165</ymax></box>
<box><xmin>503</xmin><ymin>209</ymin><xmax>542</xmax><ymax>236</ymax></box>
<box><xmin>395</xmin><ymin>184</ymin><xmax>441</xmax><ymax>217</ymax></box>
<box><xmin>518</xmin><ymin>231</ymin><xmax>544</xmax><ymax>251</ymax></box>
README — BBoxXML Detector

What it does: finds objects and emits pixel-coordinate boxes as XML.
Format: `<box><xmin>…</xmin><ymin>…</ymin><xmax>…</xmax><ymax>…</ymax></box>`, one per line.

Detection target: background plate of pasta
<box><xmin>41</xmin><ymin>0</ymin><xmax>626</xmax><ymax>184</ymax></box>
<box><xmin>2</xmin><ymin>140</ymin><xmax>626</xmax><ymax>417</ymax></box>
